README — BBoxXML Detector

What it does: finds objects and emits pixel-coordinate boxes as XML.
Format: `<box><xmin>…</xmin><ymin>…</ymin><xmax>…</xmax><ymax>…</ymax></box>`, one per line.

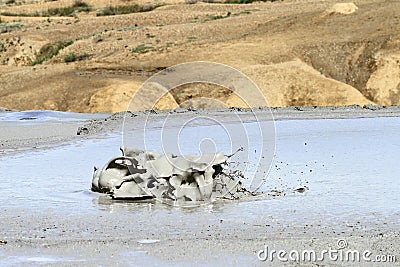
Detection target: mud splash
<box><xmin>91</xmin><ymin>146</ymin><xmax>252</xmax><ymax>206</ymax></box>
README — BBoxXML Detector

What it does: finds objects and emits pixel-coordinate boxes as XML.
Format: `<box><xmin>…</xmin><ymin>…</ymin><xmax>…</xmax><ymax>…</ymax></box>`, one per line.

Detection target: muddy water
<box><xmin>0</xmin><ymin>116</ymin><xmax>399</xmax><ymax>225</ymax></box>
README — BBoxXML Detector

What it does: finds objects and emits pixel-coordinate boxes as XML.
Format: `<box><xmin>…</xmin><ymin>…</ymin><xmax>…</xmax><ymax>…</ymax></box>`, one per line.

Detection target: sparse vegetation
<box><xmin>131</xmin><ymin>44</ymin><xmax>154</xmax><ymax>53</ymax></box>
<box><xmin>0</xmin><ymin>23</ymin><xmax>23</xmax><ymax>29</ymax></box>
<box><xmin>96</xmin><ymin>4</ymin><xmax>161</xmax><ymax>16</ymax></box>
<box><xmin>0</xmin><ymin>0</ymin><xmax>397</xmax><ymax>112</ymax></box>
<box><xmin>0</xmin><ymin>22</ymin><xmax>23</xmax><ymax>33</ymax></box>
<box><xmin>1</xmin><ymin>11</ymin><xmax>38</xmax><ymax>17</ymax></box>
<box><xmin>30</xmin><ymin>40</ymin><xmax>73</xmax><ymax>66</ymax></box>
<box><xmin>64</xmin><ymin>52</ymin><xmax>77</xmax><ymax>62</ymax></box>
<box><xmin>193</xmin><ymin>9</ymin><xmax>256</xmax><ymax>23</ymax></box>
<box><xmin>1</xmin><ymin>1</ymin><xmax>91</xmax><ymax>17</ymax></box>
<box><xmin>44</xmin><ymin>2</ymin><xmax>91</xmax><ymax>17</ymax></box>
<box><xmin>64</xmin><ymin>52</ymin><xmax>92</xmax><ymax>62</ymax></box>
<box><xmin>72</xmin><ymin>0</ymin><xmax>89</xmax><ymax>8</ymax></box>
<box><xmin>204</xmin><ymin>12</ymin><xmax>231</xmax><ymax>22</ymax></box>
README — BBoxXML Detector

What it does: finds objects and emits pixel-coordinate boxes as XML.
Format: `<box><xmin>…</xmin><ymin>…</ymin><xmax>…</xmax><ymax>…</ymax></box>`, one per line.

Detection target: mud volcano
<box><xmin>91</xmin><ymin>146</ymin><xmax>252</xmax><ymax>205</ymax></box>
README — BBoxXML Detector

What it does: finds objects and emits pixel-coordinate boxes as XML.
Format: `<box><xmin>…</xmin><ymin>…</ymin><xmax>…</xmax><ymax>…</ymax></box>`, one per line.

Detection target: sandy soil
<box><xmin>1</xmin><ymin>0</ymin><xmax>400</xmax><ymax>112</ymax></box>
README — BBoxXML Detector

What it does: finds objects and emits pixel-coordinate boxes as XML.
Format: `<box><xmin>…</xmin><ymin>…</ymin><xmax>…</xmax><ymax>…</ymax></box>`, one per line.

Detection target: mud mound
<box><xmin>92</xmin><ymin>146</ymin><xmax>252</xmax><ymax>205</ymax></box>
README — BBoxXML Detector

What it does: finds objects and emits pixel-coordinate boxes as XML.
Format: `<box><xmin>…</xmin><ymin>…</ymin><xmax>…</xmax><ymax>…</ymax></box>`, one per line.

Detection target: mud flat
<box><xmin>80</xmin><ymin>104</ymin><xmax>400</xmax><ymax>136</ymax></box>
<box><xmin>0</xmin><ymin>110</ymin><xmax>109</xmax><ymax>153</ymax></box>
<box><xmin>0</xmin><ymin>106</ymin><xmax>399</xmax><ymax>266</ymax></box>
<box><xmin>2</xmin><ymin>105</ymin><xmax>400</xmax><ymax>152</ymax></box>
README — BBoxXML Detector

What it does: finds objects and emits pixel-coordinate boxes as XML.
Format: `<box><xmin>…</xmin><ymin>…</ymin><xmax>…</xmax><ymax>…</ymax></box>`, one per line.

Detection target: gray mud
<box><xmin>0</xmin><ymin>110</ymin><xmax>109</xmax><ymax>153</ymax></box>
<box><xmin>1</xmin><ymin>105</ymin><xmax>400</xmax><ymax>153</ymax></box>
<box><xmin>77</xmin><ymin>105</ymin><xmax>400</xmax><ymax>136</ymax></box>
<box><xmin>0</xmin><ymin>106</ymin><xmax>399</xmax><ymax>266</ymax></box>
<box><xmin>91</xmin><ymin>146</ymin><xmax>253</xmax><ymax>205</ymax></box>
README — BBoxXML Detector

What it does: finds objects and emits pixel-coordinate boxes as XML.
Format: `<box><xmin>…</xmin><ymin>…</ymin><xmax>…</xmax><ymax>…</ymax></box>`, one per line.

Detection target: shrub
<box><xmin>204</xmin><ymin>12</ymin><xmax>231</xmax><ymax>21</ymax></box>
<box><xmin>72</xmin><ymin>0</ymin><xmax>89</xmax><ymax>8</ymax></box>
<box><xmin>45</xmin><ymin>4</ymin><xmax>90</xmax><ymax>17</ymax></box>
<box><xmin>131</xmin><ymin>44</ymin><xmax>153</xmax><ymax>53</ymax></box>
<box><xmin>65</xmin><ymin>52</ymin><xmax>92</xmax><ymax>62</ymax></box>
<box><xmin>1</xmin><ymin>2</ymin><xmax>91</xmax><ymax>17</ymax></box>
<box><xmin>30</xmin><ymin>40</ymin><xmax>74</xmax><ymax>66</ymax></box>
<box><xmin>96</xmin><ymin>6</ymin><xmax>114</xmax><ymax>16</ymax></box>
<box><xmin>64</xmin><ymin>52</ymin><xmax>77</xmax><ymax>62</ymax></box>
<box><xmin>96</xmin><ymin>4</ymin><xmax>161</xmax><ymax>16</ymax></box>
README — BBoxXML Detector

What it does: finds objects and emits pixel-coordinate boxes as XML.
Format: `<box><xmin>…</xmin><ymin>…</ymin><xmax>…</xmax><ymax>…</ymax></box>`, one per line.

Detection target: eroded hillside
<box><xmin>0</xmin><ymin>0</ymin><xmax>399</xmax><ymax>112</ymax></box>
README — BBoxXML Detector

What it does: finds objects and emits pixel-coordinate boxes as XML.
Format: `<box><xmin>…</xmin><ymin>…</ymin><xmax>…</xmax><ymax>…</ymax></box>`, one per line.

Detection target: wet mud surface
<box><xmin>0</xmin><ymin>107</ymin><xmax>399</xmax><ymax>265</ymax></box>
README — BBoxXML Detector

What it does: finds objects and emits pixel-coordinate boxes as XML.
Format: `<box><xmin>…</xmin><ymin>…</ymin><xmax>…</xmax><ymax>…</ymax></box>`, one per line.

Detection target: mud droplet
<box><xmin>294</xmin><ymin>186</ymin><xmax>309</xmax><ymax>193</ymax></box>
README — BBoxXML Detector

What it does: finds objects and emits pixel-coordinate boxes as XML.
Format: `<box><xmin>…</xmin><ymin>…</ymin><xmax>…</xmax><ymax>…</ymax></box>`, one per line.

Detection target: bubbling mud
<box><xmin>91</xmin><ymin>147</ymin><xmax>254</xmax><ymax>206</ymax></box>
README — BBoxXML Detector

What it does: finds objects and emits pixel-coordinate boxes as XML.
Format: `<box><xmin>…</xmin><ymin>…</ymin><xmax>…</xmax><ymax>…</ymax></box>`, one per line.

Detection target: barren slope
<box><xmin>0</xmin><ymin>0</ymin><xmax>399</xmax><ymax>112</ymax></box>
